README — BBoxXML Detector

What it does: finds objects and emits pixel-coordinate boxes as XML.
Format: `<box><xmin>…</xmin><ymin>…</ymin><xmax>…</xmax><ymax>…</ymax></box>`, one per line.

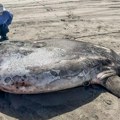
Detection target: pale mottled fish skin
<box><xmin>0</xmin><ymin>39</ymin><xmax>119</xmax><ymax>94</ymax></box>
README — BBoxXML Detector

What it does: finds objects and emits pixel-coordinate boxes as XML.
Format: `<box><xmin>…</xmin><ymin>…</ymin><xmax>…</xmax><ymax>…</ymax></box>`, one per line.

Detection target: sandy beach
<box><xmin>0</xmin><ymin>0</ymin><xmax>120</xmax><ymax>120</ymax></box>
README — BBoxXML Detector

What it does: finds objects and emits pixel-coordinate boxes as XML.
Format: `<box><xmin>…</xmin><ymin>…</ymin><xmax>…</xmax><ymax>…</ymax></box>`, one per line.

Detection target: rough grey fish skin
<box><xmin>0</xmin><ymin>40</ymin><xmax>120</xmax><ymax>96</ymax></box>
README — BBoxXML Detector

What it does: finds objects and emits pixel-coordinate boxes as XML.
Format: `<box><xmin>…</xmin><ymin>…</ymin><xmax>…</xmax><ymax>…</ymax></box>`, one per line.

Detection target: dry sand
<box><xmin>0</xmin><ymin>0</ymin><xmax>120</xmax><ymax>120</ymax></box>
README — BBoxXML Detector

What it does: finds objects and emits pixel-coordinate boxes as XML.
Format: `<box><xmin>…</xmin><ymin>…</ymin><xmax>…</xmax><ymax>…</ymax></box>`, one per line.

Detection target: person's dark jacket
<box><xmin>0</xmin><ymin>10</ymin><xmax>13</xmax><ymax>26</ymax></box>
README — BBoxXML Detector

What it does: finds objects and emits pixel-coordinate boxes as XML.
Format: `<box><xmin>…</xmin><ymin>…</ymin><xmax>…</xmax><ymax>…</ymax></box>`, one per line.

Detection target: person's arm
<box><xmin>6</xmin><ymin>11</ymin><xmax>13</xmax><ymax>26</ymax></box>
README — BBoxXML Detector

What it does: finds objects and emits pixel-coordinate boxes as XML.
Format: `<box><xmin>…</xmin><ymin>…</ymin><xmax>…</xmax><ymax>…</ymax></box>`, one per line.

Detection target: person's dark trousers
<box><xmin>0</xmin><ymin>24</ymin><xmax>9</xmax><ymax>41</ymax></box>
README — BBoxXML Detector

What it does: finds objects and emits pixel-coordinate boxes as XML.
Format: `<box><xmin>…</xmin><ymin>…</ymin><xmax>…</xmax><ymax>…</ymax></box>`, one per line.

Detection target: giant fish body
<box><xmin>0</xmin><ymin>39</ymin><xmax>120</xmax><ymax>97</ymax></box>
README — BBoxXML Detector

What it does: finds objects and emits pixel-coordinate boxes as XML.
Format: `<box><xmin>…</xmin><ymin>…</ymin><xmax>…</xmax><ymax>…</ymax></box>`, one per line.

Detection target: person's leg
<box><xmin>0</xmin><ymin>24</ymin><xmax>9</xmax><ymax>40</ymax></box>
<box><xmin>0</xmin><ymin>25</ymin><xmax>2</xmax><ymax>38</ymax></box>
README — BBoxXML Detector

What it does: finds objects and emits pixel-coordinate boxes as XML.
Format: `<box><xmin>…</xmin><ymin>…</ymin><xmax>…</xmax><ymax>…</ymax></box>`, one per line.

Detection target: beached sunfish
<box><xmin>0</xmin><ymin>39</ymin><xmax>120</xmax><ymax>97</ymax></box>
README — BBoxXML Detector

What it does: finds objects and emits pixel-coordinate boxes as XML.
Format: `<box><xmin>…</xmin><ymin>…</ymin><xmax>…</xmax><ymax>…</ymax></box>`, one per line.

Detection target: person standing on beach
<box><xmin>0</xmin><ymin>4</ymin><xmax>13</xmax><ymax>41</ymax></box>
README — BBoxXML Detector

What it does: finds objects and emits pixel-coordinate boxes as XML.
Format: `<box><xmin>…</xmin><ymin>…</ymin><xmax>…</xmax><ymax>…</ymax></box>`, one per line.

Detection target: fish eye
<box><xmin>83</xmin><ymin>81</ymin><xmax>90</xmax><ymax>86</ymax></box>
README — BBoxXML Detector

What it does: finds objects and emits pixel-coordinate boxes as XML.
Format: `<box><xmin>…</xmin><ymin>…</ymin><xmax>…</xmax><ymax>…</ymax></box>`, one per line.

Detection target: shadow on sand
<box><xmin>0</xmin><ymin>85</ymin><xmax>106</xmax><ymax>120</ymax></box>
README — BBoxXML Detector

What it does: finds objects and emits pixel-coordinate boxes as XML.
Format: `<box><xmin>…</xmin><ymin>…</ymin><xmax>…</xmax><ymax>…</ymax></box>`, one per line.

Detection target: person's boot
<box><xmin>0</xmin><ymin>36</ymin><xmax>9</xmax><ymax>41</ymax></box>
